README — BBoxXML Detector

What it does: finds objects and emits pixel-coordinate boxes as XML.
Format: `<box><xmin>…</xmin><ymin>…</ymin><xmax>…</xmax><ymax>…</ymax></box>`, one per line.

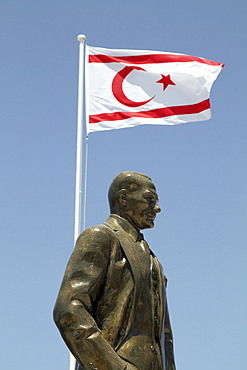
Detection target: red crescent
<box><xmin>112</xmin><ymin>66</ymin><xmax>154</xmax><ymax>107</ymax></box>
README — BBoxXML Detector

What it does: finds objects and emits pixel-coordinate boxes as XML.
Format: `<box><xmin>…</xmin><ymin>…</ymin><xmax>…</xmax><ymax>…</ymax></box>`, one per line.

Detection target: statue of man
<box><xmin>54</xmin><ymin>171</ymin><xmax>176</xmax><ymax>370</ymax></box>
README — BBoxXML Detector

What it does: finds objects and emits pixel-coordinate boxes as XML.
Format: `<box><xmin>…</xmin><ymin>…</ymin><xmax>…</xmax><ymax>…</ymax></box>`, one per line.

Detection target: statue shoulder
<box><xmin>75</xmin><ymin>222</ymin><xmax>117</xmax><ymax>251</ymax></box>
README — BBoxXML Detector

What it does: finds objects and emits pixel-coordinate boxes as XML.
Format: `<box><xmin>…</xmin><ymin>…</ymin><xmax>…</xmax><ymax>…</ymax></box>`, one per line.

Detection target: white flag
<box><xmin>85</xmin><ymin>46</ymin><xmax>224</xmax><ymax>134</ymax></box>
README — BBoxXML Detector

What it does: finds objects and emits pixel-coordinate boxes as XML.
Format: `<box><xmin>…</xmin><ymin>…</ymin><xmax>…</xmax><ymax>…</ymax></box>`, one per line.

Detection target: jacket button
<box><xmin>151</xmin><ymin>345</ymin><xmax>155</xmax><ymax>352</ymax></box>
<box><xmin>119</xmin><ymin>328</ymin><xmax>126</xmax><ymax>335</ymax></box>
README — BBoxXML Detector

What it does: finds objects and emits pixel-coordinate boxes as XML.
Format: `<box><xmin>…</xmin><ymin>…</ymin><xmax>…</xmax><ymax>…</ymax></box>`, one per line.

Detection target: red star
<box><xmin>156</xmin><ymin>74</ymin><xmax>176</xmax><ymax>90</ymax></box>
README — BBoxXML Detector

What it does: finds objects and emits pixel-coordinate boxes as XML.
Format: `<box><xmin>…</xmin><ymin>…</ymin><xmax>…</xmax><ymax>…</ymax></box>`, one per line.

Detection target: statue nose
<box><xmin>155</xmin><ymin>203</ymin><xmax>161</xmax><ymax>213</ymax></box>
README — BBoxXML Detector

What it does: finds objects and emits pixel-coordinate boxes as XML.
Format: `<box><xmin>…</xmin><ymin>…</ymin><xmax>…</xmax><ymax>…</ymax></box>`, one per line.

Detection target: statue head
<box><xmin>108</xmin><ymin>171</ymin><xmax>161</xmax><ymax>231</ymax></box>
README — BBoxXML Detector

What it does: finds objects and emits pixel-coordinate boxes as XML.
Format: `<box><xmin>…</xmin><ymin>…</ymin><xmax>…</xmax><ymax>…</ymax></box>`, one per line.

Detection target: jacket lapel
<box><xmin>104</xmin><ymin>216</ymin><xmax>142</xmax><ymax>287</ymax></box>
<box><xmin>104</xmin><ymin>217</ymin><xmax>145</xmax><ymax>335</ymax></box>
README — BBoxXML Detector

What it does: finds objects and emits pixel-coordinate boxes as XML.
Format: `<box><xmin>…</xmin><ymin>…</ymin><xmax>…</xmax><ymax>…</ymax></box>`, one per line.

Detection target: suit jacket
<box><xmin>53</xmin><ymin>215</ymin><xmax>176</xmax><ymax>370</ymax></box>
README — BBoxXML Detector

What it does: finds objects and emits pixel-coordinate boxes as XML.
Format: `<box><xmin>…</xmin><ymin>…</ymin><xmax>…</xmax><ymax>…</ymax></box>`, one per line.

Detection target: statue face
<box><xmin>123</xmin><ymin>181</ymin><xmax>161</xmax><ymax>231</ymax></box>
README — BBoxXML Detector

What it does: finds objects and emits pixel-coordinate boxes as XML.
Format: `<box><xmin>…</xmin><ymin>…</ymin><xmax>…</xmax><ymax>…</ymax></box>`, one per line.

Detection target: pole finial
<box><xmin>77</xmin><ymin>34</ymin><xmax>86</xmax><ymax>43</ymax></box>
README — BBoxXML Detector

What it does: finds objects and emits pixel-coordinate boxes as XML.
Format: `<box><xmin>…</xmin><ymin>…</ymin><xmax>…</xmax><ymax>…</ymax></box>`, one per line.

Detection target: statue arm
<box><xmin>164</xmin><ymin>298</ymin><xmax>176</xmax><ymax>370</ymax></box>
<box><xmin>53</xmin><ymin>226</ymin><xmax>132</xmax><ymax>370</ymax></box>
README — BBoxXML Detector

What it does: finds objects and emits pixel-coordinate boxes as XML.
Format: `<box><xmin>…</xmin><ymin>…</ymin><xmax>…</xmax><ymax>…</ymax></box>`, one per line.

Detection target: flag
<box><xmin>85</xmin><ymin>46</ymin><xmax>224</xmax><ymax>134</ymax></box>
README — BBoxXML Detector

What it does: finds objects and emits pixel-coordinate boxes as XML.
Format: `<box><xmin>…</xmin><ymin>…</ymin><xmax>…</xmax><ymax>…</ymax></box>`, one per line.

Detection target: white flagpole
<box><xmin>69</xmin><ymin>33</ymin><xmax>87</xmax><ymax>370</ymax></box>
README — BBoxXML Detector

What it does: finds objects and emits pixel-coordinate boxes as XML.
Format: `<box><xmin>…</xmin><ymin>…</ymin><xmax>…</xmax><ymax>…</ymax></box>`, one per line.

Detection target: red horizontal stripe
<box><xmin>89</xmin><ymin>54</ymin><xmax>223</xmax><ymax>67</ymax></box>
<box><xmin>89</xmin><ymin>99</ymin><xmax>210</xmax><ymax>124</ymax></box>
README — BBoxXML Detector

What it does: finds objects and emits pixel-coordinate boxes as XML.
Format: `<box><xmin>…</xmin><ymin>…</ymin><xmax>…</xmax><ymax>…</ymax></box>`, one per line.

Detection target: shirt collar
<box><xmin>109</xmin><ymin>214</ymin><xmax>139</xmax><ymax>242</ymax></box>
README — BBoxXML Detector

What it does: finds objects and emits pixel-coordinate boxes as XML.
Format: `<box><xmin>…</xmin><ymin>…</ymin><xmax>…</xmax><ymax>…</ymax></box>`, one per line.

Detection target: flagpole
<box><xmin>69</xmin><ymin>33</ymin><xmax>87</xmax><ymax>370</ymax></box>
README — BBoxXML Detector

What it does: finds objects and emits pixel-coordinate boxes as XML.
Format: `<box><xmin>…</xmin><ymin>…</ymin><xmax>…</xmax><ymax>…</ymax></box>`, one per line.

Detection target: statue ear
<box><xmin>119</xmin><ymin>189</ymin><xmax>127</xmax><ymax>207</ymax></box>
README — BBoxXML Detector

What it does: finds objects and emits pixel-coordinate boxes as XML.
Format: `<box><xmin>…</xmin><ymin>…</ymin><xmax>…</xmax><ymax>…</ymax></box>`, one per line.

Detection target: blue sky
<box><xmin>1</xmin><ymin>1</ymin><xmax>246</xmax><ymax>369</ymax></box>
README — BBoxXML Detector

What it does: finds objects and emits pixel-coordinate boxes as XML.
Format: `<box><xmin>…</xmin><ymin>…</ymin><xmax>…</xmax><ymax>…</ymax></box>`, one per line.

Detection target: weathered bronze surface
<box><xmin>54</xmin><ymin>171</ymin><xmax>176</xmax><ymax>370</ymax></box>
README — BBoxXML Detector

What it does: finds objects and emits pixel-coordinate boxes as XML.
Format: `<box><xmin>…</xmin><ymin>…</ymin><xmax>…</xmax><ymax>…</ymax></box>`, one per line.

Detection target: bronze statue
<box><xmin>54</xmin><ymin>171</ymin><xmax>176</xmax><ymax>370</ymax></box>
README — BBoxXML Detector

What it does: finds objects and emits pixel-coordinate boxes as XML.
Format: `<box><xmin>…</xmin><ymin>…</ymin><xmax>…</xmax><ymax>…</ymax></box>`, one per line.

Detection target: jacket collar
<box><xmin>105</xmin><ymin>214</ymin><xmax>139</xmax><ymax>242</ymax></box>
